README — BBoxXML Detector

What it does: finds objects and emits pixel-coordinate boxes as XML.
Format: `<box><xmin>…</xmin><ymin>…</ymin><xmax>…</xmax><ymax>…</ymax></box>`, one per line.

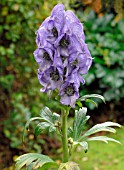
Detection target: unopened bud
<box><xmin>54</xmin><ymin>121</ymin><xmax>61</xmax><ymax>127</ymax></box>
<box><xmin>68</xmin><ymin>137</ymin><xmax>73</xmax><ymax>144</ymax></box>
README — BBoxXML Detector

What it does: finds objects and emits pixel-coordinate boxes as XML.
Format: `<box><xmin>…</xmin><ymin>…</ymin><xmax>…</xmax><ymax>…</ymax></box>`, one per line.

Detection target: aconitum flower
<box><xmin>38</xmin><ymin>66</ymin><xmax>63</xmax><ymax>92</ymax></box>
<box><xmin>36</xmin><ymin>4</ymin><xmax>65</xmax><ymax>46</ymax></box>
<box><xmin>34</xmin><ymin>4</ymin><xmax>92</xmax><ymax>107</ymax></box>
<box><xmin>34</xmin><ymin>46</ymin><xmax>53</xmax><ymax>72</ymax></box>
<box><xmin>60</xmin><ymin>82</ymin><xmax>79</xmax><ymax>107</ymax></box>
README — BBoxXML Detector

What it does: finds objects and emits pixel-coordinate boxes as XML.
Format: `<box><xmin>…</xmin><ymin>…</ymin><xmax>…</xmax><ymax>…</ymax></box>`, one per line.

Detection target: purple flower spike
<box><xmin>34</xmin><ymin>4</ymin><xmax>92</xmax><ymax>107</ymax></box>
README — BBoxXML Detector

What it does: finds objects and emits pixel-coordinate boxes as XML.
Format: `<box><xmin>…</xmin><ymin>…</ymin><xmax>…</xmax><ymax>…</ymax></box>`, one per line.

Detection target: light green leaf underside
<box><xmin>74</xmin><ymin>141</ymin><xmax>88</xmax><ymax>153</ymax></box>
<box><xmin>79</xmin><ymin>94</ymin><xmax>105</xmax><ymax>103</ymax></box>
<box><xmin>87</xmin><ymin>136</ymin><xmax>121</xmax><ymax>144</ymax></box>
<box><xmin>40</xmin><ymin>107</ymin><xmax>60</xmax><ymax>124</ymax></box>
<box><xmin>34</xmin><ymin>107</ymin><xmax>60</xmax><ymax>136</ymax></box>
<box><xmin>85</xmin><ymin>99</ymin><xmax>98</xmax><ymax>107</ymax></box>
<box><xmin>79</xmin><ymin>141</ymin><xmax>88</xmax><ymax>153</ymax></box>
<box><xmin>23</xmin><ymin>107</ymin><xmax>60</xmax><ymax>140</ymax></box>
<box><xmin>72</xmin><ymin>107</ymin><xmax>90</xmax><ymax>141</ymax></box>
<box><xmin>81</xmin><ymin>122</ymin><xmax>121</xmax><ymax>139</ymax></box>
<box><xmin>15</xmin><ymin>153</ymin><xmax>57</xmax><ymax>170</ymax></box>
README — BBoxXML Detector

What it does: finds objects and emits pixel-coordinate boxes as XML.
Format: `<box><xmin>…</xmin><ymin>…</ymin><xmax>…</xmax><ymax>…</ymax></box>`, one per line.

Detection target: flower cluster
<box><xmin>34</xmin><ymin>4</ymin><xmax>92</xmax><ymax>107</ymax></box>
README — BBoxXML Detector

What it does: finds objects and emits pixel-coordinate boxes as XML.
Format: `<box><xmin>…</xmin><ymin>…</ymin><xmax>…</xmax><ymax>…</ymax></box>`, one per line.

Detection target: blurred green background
<box><xmin>0</xmin><ymin>0</ymin><xmax>124</xmax><ymax>169</ymax></box>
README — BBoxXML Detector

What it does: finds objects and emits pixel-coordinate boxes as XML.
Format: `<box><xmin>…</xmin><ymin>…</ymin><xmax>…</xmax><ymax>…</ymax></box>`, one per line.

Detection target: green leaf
<box><xmin>40</xmin><ymin>107</ymin><xmax>60</xmax><ymax>124</ymax></box>
<box><xmin>58</xmin><ymin>162</ymin><xmax>80</xmax><ymax>170</ymax></box>
<box><xmin>76</xmin><ymin>101</ymin><xmax>82</xmax><ymax>107</ymax></box>
<box><xmin>79</xmin><ymin>94</ymin><xmax>105</xmax><ymax>103</ymax></box>
<box><xmin>15</xmin><ymin>153</ymin><xmax>57</xmax><ymax>170</ymax></box>
<box><xmin>85</xmin><ymin>99</ymin><xmax>98</xmax><ymax>107</ymax></box>
<box><xmin>23</xmin><ymin>107</ymin><xmax>60</xmax><ymax>139</ymax></box>
<box><xmin>41</xmin><ymin>162</ymin><xmax>59</xmax><ymax>170</ymax></box>
<box><xmin>38</xmin><ymin>107</ymin><xmax>60</xmax><ymax>135</ymax></box>
<box><xmin>49</xmin><ymin>125</ymin><xmax>56</xmax><ymax>133</ymax></box>
<box><xmin>72</xmin><ymin>107</ymin><xmax>90</xmax><ymax>141</ymax></box>
<box><xmin>79</xmin><ymin>141</ymin><xmax>88</xmax><ymax>153</ymax></box>
<box><xmin>80</xmin><ymin>122</ymin><xmax>121</xmax><ymax>140</ymax></box>
<box><xmin>87</xmin><ymin>136</ymin><xmax>121</xmax><ymax>144</ymax></box>
<box><xmin>35</xmin><ymin>122</ymin><xmax>56</xmax><ymax>137</ymax></box>
<box><xmin>23</xmin><ymin>117</ymin><xmax>44</xmax><ymax>142</ymax></box>
<box><xmin>74</xmin><ymin>141</ymin><xmax>88</xmax><ymax>153</ymax></box>
<box><xmin>68</xmin><ymin>127</ymin><xmax>73</xmax><ymax>138</ymax></box>
<box><xmin>34</xmin><ymin>122</ymin><xmax>50</xmax><ymax>136</ymax></box>
<box><xmin>27</xmin><ymin>163</ymin><xmax>33</xmax><ymax>170</ymax></box>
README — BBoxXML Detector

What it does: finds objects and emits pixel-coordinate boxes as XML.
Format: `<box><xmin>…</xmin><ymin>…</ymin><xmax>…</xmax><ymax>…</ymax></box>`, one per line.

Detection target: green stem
<box><xmin>61</xmin><ymin>108</ymin><xmax>69</xmax><ymax>163</ymax></box>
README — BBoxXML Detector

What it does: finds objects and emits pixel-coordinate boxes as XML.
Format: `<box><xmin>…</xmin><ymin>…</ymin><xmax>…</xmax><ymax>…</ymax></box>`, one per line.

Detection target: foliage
<box><xmin>68</xmin><ymin>107</ymin><xmax>90</xmax><ymax>141</ymax></box>
<box><xmin>114</xmin><ymin>0</ymin><xmax>124</xmax><ymax>18</ymax></box>
<box><xmin>23</xmin><ymin>107</ymin><xmax>60</xmax><ymax>140</ymax></box>
<box><xmin>15</xmin><ymin>153</ymin><xmax>58</xmax><ymax>170</ymax></box>
<box><xmin>71</xmin><ymin>127</ymin><xmax>124</xmax><ymax>170</ymax></box>
<box><xmin>68</xmin><ymin>107</ymin><xmax>121</xmax><ymax>155</ymax></box>
<box><xmin>78</xmin><ymin>93</ymin><xmax>105</xmax><ymax>107</ymax></box>
<box><xmin>73</xmin><ymin>11</ymin><xmax>124</xmax><ymax>109</ymax></box>
<box><xmin>15</xmin><ymin>104</ymin><xmax>121</xmax><ymax>169</ymax></box>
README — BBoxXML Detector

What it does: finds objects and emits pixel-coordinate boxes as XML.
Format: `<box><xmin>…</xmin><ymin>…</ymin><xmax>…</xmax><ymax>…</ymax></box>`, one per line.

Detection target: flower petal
<box><xmin>60</xmin><ymin>94</ymin><xmax>71</xmax><ymax>105</ymax></box>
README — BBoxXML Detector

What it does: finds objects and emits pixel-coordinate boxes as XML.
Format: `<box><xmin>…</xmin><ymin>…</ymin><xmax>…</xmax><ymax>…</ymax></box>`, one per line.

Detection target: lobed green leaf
<box><xmin>79</xmin><ymin>94</ymin><xmax>105</xmax><ymax>103</ymax></box>
<box><xmin>72</xmin><ymin>107</ymin><xmax>90</xmax><ymax>141</ymax></box>
<box><xmin>87</xmin><ymin>136</ymin><xmax>121</xmax><ymax>144</ymax></box>
<box><xmin>85</xmin><ymin>99</ymin><xmax>98</xmax><ymax>107</ymax></box>
<box><xmin>35</xmin><ymin>122</ymin><xmax>50</xmax><ymax>136</ymax></box>
<box><xmin>23</xmin><ymin>107</ymin><xmax>60</xmax><ymax>139</ymax></box>
<box><xmin>80</xmin><ymin>122</ymin><xmax>121</xmax><ymax>140</ymax></box>
<box><xmin>74</xmin><ymin>141</ymin><xmax>88</xmax><ymax>153</ymax></box>
<box><xmin>40</xmin><ymin>107</ymin><xmax>60</xmax><ymax>124</ymax></box>
<box><xmin>15</xmin><ymin>153</ymin><xmax>57</xmax><ymax>170</ymax></box>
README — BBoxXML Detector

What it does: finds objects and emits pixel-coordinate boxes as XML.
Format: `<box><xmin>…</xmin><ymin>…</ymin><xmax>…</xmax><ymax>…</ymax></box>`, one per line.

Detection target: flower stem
<box><xmin>61</xmin><ymin>108</ymin><xmax>69</xmax><ymax>163</ymax></box>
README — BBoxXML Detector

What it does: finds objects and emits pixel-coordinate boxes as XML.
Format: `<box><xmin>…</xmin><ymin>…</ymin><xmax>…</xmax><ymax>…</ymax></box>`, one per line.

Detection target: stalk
<box><xmin>61</xmin><ymin>108</ymin><xmax>69</xmax><ymax>162</ymax></box>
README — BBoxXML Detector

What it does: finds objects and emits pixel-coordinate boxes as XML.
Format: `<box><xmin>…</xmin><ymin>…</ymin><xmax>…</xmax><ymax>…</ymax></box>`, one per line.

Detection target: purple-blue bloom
<box><xmin>60</xmin><ymin>79</ymin><xmax>79</xmax><ymax>107</ymax></box>
<box><xmin>34</xmin><ymin>46</ymin><xmax>53</xmax><ymax>72</ymax></box>
<box><xmin>38</xmin><ymin>66</ymin><xmax>63</xmax><ymax>92</ymax></box>
<box><xmin>34</xmin><ymin>4</ymin><xmax>92</xmax><ymax>107</ymax></box>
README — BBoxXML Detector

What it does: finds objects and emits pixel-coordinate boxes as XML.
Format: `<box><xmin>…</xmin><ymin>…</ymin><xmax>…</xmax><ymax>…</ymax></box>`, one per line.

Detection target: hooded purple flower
<box><xmin>38</xmin><ymin>66</ymin><xmax>63</xmax><ymax>92</ymax></box>
<box><xmin>36</xmin><ymin>4</ymin><xmax>65</xmax><ymax>46</ymax></box>
<box><xmin>68</xmin><ymin>42</ymin><xmax>92</xmax><ymax>75</ymax></box>
<box><xmin>60</xmin><ymin>81</ymin><xmax>79</xmax><ymax>108</ymax></box>
<box><xmin>34</xmin><ymin>46</ymin><xmax>53</xmax><ymax>72</ymax></box>
<box><xmin>34</xmin><ymin>4</ymin><xmax>92</xmax><ymax>107</ymax></box>
<box><xmin>64</xmin><ymin>10</ymin><xmax>85</xmax><ymax>40</ymax></box>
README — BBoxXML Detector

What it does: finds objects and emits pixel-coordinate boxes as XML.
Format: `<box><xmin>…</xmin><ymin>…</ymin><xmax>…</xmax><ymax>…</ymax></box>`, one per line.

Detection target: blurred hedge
<box><xmin>79</xmin><ymin>11</ymin><xmax>124</xmax><ymax>106</ymax></box>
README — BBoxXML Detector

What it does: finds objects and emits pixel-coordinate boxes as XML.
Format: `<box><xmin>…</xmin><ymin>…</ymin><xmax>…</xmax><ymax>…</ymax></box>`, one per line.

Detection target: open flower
<box><xmin>68</xmin><ymin>48</ymin><xmax>92</xmax><ymax>75</ymax></box>
<box><xmin>60</xmin><ymin>82</ymin><xmax>79</xmax><ymax>108</ymax></box>
<box><xmin>34</xmin><ymin>47</ymin><xmax>54</xmax><ymax>72</ymax></box>
<box><xmin>36</xmin><ymin>4</ymin><xmax>65</xmax><ymax>46</ymax></box>
<box><xmin>38</xmin><ymin>66</ymin><xmax>63</xmax><ymax>92</ymax></box>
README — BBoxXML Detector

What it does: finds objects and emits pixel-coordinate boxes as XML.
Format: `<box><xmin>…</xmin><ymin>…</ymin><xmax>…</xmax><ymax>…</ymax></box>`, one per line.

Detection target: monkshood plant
<box><xmin>15</xmin><ymin>4</ymin><xmax>121</xmax><ymax>170</ymax></box>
